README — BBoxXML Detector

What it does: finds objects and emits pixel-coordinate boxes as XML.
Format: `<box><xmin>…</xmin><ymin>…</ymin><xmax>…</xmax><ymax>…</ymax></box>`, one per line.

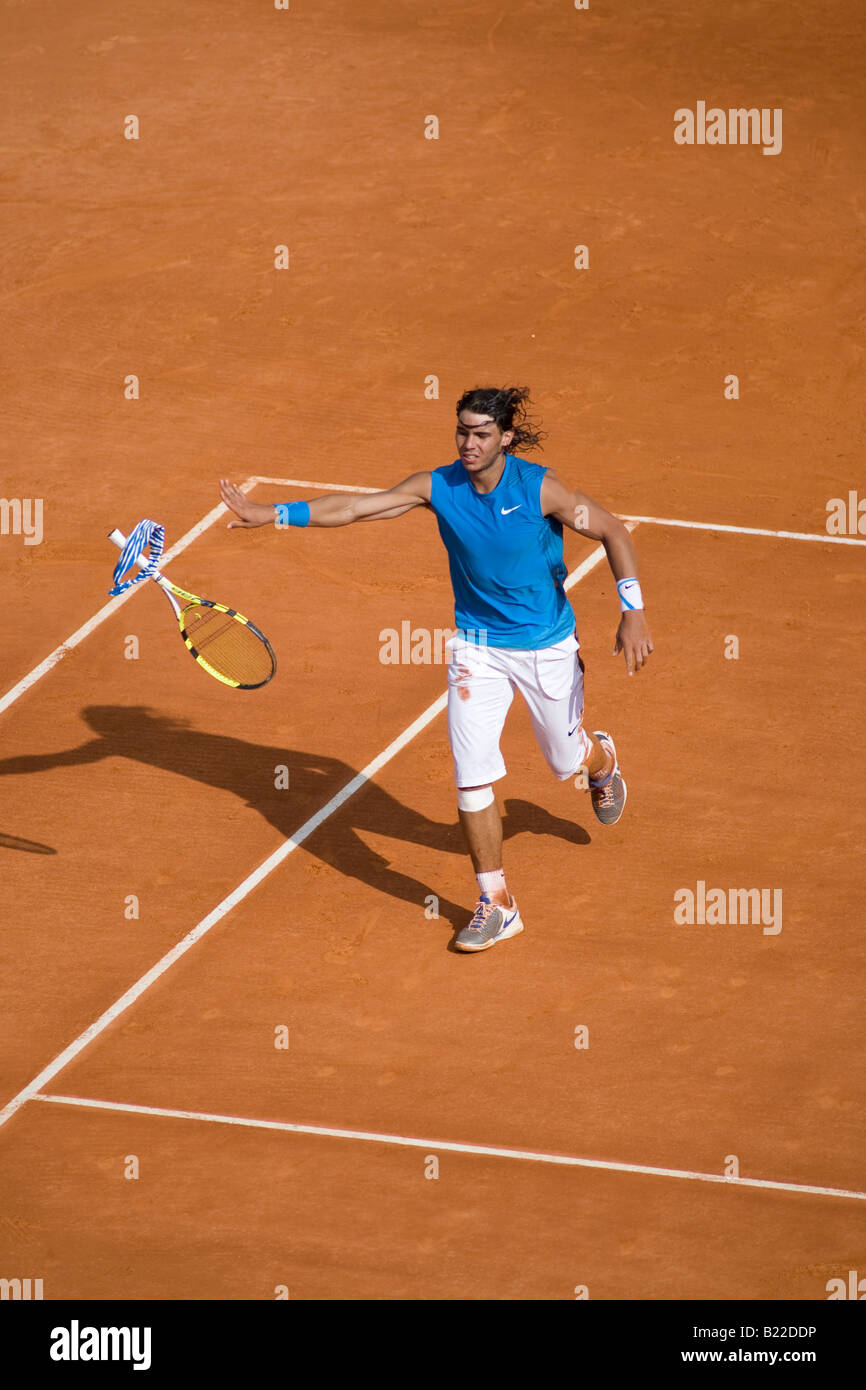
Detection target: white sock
<box><xmin>477</xmin><ymin>868</ymin><xmax>507</xmax><ymax>898</ymax></box>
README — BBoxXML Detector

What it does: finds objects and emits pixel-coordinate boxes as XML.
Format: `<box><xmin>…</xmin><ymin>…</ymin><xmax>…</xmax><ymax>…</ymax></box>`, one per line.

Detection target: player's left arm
<box><xmin>541</xmin><ymin>471</ymin><xmax>654</xmax><ymax>675</ymax></box>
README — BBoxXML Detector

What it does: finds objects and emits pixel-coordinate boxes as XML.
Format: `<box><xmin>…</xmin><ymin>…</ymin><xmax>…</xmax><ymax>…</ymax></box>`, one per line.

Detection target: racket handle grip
<box><xmin>108</xmin><ymin>528</ymin><xmax>152</xmax><ymax>572</ymax></box>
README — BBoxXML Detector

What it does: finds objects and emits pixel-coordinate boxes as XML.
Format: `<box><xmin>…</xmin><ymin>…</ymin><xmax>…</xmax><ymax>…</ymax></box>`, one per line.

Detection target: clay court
<box><xmin>1</xmin><ymin>0</ymin><xmax>865</xmax><ymax>1302</ymax></box>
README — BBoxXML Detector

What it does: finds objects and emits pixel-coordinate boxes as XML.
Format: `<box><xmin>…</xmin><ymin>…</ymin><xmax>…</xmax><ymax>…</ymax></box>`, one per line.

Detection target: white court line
<box><xmin>4</xmin><ymin>475</ymin><xmax>858</xmax><ymax>718</ymax></box>
<box><xmin>0</xmin><ymin>478</ymin><xmax>258</xmax><ymax>719</ymax></box>
<box><xmin>31</xmin><ymin>1093</ymin><xmax>866</xmax><ymax>1204</ymax></box>
<box><xmin>253</xmin><ymin>476</ymin><xmax>380</xmax><ymax>493</ymax></box>
<box><xmin>0</xmin><ymin>540</ymin><xmax>615</xmax><ymax>1132</ymax></box>
<box><xmin>619</xmin><ymin>513</ymin><xmax>866</xmax><ymax>547</ymax></box>
<box><xmin>255</xmin><ymin>477</ymin><xmax>866</xmax><ymax>548</ymax></box>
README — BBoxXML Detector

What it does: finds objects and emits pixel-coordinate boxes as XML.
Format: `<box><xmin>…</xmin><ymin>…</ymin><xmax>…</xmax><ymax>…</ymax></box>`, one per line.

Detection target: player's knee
<box><xmin>457</xmin><ymin>785</ymin><xmax>495</xmax><ymax>812</ymax></box>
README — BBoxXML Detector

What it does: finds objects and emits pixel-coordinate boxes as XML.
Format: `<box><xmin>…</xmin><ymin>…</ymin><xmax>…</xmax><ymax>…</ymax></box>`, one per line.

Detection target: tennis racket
<box><xmin>108</xmin><ymin>527</ymin><xmax>276</xmax><ymax>690</ymax></box>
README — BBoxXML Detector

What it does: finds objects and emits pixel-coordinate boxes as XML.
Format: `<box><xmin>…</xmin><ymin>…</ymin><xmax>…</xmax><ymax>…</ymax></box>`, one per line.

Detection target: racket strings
<box><xmin>181</xmin><ymin>605</ymin><xmax>274</xmax><ymax>686</ymax></box>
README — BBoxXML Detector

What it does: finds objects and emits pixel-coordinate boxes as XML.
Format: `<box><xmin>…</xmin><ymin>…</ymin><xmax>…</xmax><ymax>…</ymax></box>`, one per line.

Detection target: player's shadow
<box><xmin>0</xmin><ymin>830</ymin><xmax>57</xmax><ymax>854</ymax></box>
<box><xmin>0</xmin><ymin>706</ymin><xmax>590</xmax><ymax>931</ymax></box>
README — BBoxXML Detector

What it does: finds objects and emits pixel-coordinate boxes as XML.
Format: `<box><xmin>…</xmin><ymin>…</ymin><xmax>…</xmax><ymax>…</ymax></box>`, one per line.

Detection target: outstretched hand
<box><xmin>614</xmin><ymin>609</ymin><xmax>654</xmax><ymax>675</ymax></box>
<box><xmin>219</xmin><ymin>479</ymin><xmax>274</xmax><ymax>529</ymax></box>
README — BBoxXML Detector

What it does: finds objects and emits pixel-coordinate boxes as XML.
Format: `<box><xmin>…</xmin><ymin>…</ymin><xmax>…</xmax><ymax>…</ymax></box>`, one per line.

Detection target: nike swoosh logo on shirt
<box><xmin>501</xmin><ymin>505</ymin><xmax>522</xmax><ymax>515</ymax></box>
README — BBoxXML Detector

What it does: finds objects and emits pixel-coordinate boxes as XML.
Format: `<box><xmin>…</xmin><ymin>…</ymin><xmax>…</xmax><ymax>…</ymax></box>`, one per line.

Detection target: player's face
<box><xmin>456</xmin><ymin>412</ymin><xmax>514</xmax><ymax>478</ymax></box>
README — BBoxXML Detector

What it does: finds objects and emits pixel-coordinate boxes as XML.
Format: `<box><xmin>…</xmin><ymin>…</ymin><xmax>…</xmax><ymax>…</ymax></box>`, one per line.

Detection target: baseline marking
<box><xmin>619</xmin><ymin>513</ymin><xmax>866</xmax><ymax>547</ymax></box>
<box><xmin>32</xmin><ymin>1093</ymin><xmax>866</xmax><ymax>1203</ymax></box>
<box><xmin>0</xmin><ymin>536</ymin><xmax>619</xmax><ymax>1133</ymax></box>
<box><xmin>253</xmin><ymin>476</ymin><xmax>379</xmax><ymax>494</ymax></box>
<box><xmin>256</xmin><ymin>479</ymin><xmax>866</xmax><ymax>548</ymax></box>
<box><xmin>4</xmin><ymin>475</ymin><xmax>860</xmax><ymax>718</ymax></box>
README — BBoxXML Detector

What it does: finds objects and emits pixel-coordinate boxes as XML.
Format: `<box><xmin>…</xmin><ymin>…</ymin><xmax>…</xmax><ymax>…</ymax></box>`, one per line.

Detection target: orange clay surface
<box><xmin>0</xmin><ymin>0</ymin><xmax>864</xmax><ymax>1299</ymax></box>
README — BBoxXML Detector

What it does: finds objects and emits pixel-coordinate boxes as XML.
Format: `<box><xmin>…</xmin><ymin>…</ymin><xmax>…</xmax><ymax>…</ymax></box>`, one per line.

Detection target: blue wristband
<box><xmin>274</xmin><ymin>501</ymin><xmax>310</xmax><ymax>528</ymax></box>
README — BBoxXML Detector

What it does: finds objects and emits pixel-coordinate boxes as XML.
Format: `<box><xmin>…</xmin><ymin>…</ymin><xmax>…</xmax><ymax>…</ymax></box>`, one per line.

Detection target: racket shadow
<box><xmin>0</xmin><ymin>705</ymin><xmax>589</xmax><ymax>932</ymax></box>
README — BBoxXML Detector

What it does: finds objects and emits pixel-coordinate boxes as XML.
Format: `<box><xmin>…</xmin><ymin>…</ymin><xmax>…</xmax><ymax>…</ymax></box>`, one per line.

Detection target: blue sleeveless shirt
<box><xmin>429</xmin><ymin>454</ymin><xmax>575</xmax><ymax>649</ymax></box>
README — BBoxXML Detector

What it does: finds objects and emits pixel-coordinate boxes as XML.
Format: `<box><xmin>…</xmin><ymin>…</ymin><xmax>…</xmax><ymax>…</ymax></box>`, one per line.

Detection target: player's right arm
<box><xmin>219</xmin><ymin>474</ymin><xmax>432</xmax><ymax>529</ymax></box>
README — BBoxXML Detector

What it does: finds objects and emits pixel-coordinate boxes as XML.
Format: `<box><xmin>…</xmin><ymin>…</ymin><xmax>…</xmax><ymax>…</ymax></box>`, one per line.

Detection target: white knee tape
<box><xmin>457</xmin><ymin>785</ymin><xmax>495</xmax><ymax>812</ymax></box>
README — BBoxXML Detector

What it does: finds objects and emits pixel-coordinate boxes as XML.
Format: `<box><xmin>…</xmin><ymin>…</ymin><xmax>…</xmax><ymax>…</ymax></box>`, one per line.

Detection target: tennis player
<box><xmin>219</xmin><ymin>386</ymin><xmax>653</xmax><ymax>952</ymax></box>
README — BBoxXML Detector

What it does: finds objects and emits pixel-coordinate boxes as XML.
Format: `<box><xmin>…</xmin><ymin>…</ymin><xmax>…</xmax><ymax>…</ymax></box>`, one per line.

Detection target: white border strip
<box><xmin>255</xmin><ymin>478</ymin><xmax>866</xmax><ymax>547</ymax></box>
<box><xmin>0</xmin><ymin>479</ymin><xmax>258</xmax><ymax>718</ymax></box>
<box><xmin>253</xmin><ymin>476</ymin><xmax>379</xmax><ymax>494</ymax></box>
<box><xmin>4</xmin><ymin>476</ymin><xmax>860</xmax><ymax>719</ymax></box>
<box><xmin>0</xmin><ymin>539</ymin><xmax>615</xmax><ymax>1131</ymax></box>
<box><xmin>619</xmin><ymin>513</ymin><xmax>866</xmax><ymax>547</ymax></box>
<box><xmin>31</xmin><ymin>1093</ymin><xmax>866</xmax><ymax>1203</ymax></box>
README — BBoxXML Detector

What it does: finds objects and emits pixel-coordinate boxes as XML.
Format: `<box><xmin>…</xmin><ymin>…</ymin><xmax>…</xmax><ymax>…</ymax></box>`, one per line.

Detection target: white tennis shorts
<box><xmin>445</xmin><ymin>631</ymin><xmax>593</xmax><ymax>787</ymax></box>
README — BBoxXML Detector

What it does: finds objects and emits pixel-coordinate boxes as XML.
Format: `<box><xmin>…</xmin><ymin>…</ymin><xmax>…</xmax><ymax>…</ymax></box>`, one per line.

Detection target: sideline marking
<box><xmin>32</xmin><ymin>1093</ymin><xmax>866</xmax><ymax>1203</ymax></box>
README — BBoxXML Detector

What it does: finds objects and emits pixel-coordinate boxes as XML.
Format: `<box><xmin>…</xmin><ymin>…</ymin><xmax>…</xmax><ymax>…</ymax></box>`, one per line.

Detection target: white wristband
<box><xmin>617</xmin><ymin>577</ymin><xmax>644</xmax><ymax>612</ymax></box>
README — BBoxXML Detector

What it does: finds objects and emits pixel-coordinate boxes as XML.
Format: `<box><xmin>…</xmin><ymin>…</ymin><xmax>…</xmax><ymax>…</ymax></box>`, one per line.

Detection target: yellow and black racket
<box><xmin>108</xmin><ymin>526</ymin><xmax>276</xmax><ymax>690</ymax></box>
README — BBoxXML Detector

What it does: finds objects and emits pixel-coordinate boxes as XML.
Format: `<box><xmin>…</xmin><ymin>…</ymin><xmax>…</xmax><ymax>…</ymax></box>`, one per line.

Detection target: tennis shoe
<box><xmin>454</xmin><ymin>893</ymin><xmax>524</xmax><ymax>952</ymax></box>
<box><xmin>589</xmin><ymin>731</ymin><xmax>627</xmax><ymax>825</ymax></box>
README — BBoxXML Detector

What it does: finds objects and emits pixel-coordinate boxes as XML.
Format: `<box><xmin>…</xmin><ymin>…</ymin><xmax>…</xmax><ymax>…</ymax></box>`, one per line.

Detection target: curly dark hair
<box><xmin>455</xmin><ymin>385</ymin><xmax>546</xmax><ymax>453</ymax></box>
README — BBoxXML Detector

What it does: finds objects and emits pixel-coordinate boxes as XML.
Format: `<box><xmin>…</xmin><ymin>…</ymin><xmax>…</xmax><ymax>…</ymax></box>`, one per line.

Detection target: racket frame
<box><xmin>108</xmin><ymin>527</ymin><xmax>276</xmax><ymax>689</ymax></box>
